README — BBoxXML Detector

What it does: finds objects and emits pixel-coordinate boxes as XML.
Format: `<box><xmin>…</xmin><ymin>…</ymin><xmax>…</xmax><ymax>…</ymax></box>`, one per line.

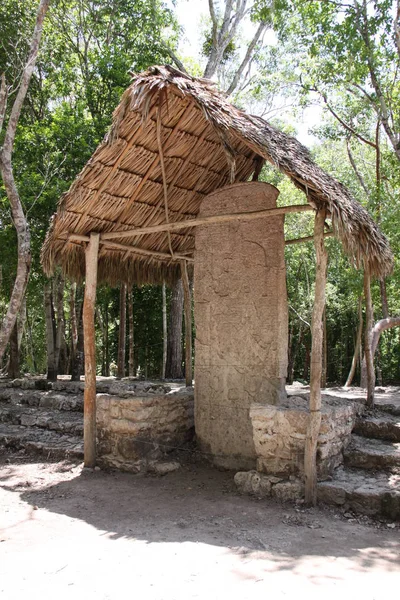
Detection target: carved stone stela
<box><xmin>194</xmin><ymin>182</ymin><xmax>288</xmax><ymax>469</ymax></box>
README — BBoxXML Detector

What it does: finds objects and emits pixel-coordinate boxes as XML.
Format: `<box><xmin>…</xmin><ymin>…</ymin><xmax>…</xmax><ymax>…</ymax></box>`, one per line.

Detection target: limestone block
<box><xmin>250</xmin><ymin>397</ymin><xmax>359</xmax><ymax>479</ymax></box>
<box><xmin>95</xmin><ymin>389</ymin><xmax>194</xmax><ymax>472</ymax></box>
<box><xmin>195</xmin><ymin>182</ymin><xmax>288</xmax><ymax>469</ymax></box>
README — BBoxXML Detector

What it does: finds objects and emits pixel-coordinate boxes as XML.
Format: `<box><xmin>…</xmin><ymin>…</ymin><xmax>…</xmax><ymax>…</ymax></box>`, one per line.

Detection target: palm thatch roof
<box><xmin>41</xmin><ymin>65</ymin><xmax>393</xmax><ymax>284</ymax></box>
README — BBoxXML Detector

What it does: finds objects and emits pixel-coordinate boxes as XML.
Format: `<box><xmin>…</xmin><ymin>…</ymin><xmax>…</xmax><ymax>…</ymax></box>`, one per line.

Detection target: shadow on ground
<box><xmin>0</xmin><ymin>454</ymin><xmax>399</xmax><ymax>575</ymax></box>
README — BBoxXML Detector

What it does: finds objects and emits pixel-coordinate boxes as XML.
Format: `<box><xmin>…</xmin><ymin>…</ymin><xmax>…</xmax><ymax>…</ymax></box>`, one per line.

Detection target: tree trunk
<box><xmin>44</xmin><ymin>281</ymin><xmax>57</xmax><ymax>381</ymax></box>
<box><xmin>165</xmin><ymin>278</ymin><xmax>184</xmax><ymax>379</ymax></box>
<box><xmin>364</xmin><ymin>270</ymin><xmax>375</xmax><ymax>408</ymax></box>
<box><xmin>321</xmin><ymin>308</ymin><xmax>327</xmax><ymax>388</ymax></box>
<box><xmin>105</xmin><ymin>305</ymin><xmax>109</xmax><ymax>377</ymax></box>
<box><xmin>54</xmin><ymin>272</ymin><xmax>65</xmax><ymax>374</ymax></box>
<box><xmin>0</xmin><ymin>0</ymin><xmax>50</xmax><ymax>362</ymax></box>
<box><xmin>7</xmin><ymin>321</ymin><xmax>19</xmax><ymax>379</ymax></box>
<box><xmin>128</xmin><ymin>288</ymin><xmax>135</xmax><ymax>377</ymax></box>
<box><xmin>287</xmin><ymin>321</ymin><xmax>304</xmax><ymax>385</ymax></box>
<box><xmin>162</xmin><ymin>282</ymin><xmax>167</xmax><ymax>380</ymax></box>
<box><xmin>25</xmin><ymin>306</ymin><xmax>37</xmax><ymax>373</ymax></box>
<box><xmin>117</xmin><ymin>282</ymin><xmax>127</xmax><ymax>379</ymax></box>
<box><xmin>180</xmin><ymin>262</ymin><xmax>193</xmax><ymax>387</ymax></box>
<box><xmin>71</xmin><ymin>298</ymin><xmax>84</xmax><ymax>381</ymax></box>
<box><xmin>379</xmin><ymin>279</ymin><xmax>389</xmax><ymax>319</ymax></box>
<box><xmin>345</xmin><ymin>295</ymin><xmax>363</xmax><ymax>387</ymax></box>
<box><xmin>304</xmin><ymin>209</ymin><xmax>327</xmax><ymax>506</ymax></box>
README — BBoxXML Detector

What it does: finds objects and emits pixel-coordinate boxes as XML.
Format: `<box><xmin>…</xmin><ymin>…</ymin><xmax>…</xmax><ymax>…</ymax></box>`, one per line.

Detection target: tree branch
<box><xmin>226</xmin><ymin>20</ymin><xmax>267</xmax><ymax>96</ymax></box>
<box><xmin>317</xmin><ymin>88</ymin><xmax>377</xmax><ymax>149</ymax></box>
<box><xmin>346</xmin><ymin>138</ymin><xmax>369</xmax><ymax>198</ymax></box>
<box><xmin>2</xmin><ymin>0</ymin><xmax>51</xmax><ymax>158</ymax></box>
<box><xmin>160</xmin><ymin>41</ymin><xmax>188</xmax><ymax>74</ymax></box>
<box><xmin>0</xmin><ymin>74</ymin><xmax>7</xmax><ymax>135</ymax></box>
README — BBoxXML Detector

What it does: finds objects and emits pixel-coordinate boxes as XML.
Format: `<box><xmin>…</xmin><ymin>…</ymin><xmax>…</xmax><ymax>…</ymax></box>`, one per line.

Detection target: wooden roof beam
<box><xmin>100</xmin><ymin>204</ymin><xmax>314</xmax><ymax>240</ymax></box>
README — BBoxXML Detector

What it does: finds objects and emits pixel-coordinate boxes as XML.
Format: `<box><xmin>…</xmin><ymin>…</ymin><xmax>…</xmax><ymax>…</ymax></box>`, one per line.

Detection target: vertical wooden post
<box><xmin>162</xmin><ymin>281</ymin><xmax>167</xmax><ymax>379</ymax></box>
<box><xmin>83</xmin><ymin>232</ymin><xmax>100</xmax><ymax>468</ymax></box>
<box><xmin>304</xmin><ymin>209</ymin><xmax>327</xmax><ymax>505</ymax></box>
<box><xmin>180</xmin><ymin>261</ymin><xmax>192</xmax><ymax>387</ymax></box>
<box><xmin>364</xmin><ymin>270</ymin><xmax>375</xmax><ymax>408</ymax></box>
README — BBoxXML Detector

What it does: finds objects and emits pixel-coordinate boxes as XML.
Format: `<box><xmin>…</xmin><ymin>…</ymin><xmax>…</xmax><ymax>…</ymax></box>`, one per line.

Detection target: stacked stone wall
<box><xmin>96</xmin><ymin>388</ymin><xmax>194</xmax><ymax>472</ymax></box>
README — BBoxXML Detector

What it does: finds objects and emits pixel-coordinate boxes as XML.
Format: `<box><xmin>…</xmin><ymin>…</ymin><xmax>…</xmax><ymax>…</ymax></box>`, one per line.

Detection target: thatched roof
<box><xmin>41</xmin><ymin>65</ymin><xmax>393</xmax><ymax>284</ymax></box>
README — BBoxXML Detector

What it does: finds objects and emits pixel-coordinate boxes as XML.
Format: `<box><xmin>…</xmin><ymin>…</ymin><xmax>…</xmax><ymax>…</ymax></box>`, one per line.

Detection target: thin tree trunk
<box><xmin>0</xmin><ymin>0</ymin><xmax>50</xmax><ymax>362</ymax></box>
<box><xmin>117</xmin><ymin>282</ymin><xmax>127</xmax><ymax>378</ymax></box>
<box><xmin>345</xmin><ymin>295</ymin><xmax>363</xmax><ymax>387</ymax></box>
<box><xmin>364</xmin><ymin>270</ymin><xmax>375</xmax><ymax>408</ymax></box>
<box><xmin>288</xmin><ymin>321</ymin><xmax>304</xmax><ymax>385</ymax></box>
<box><xmin>54</xmin><ymin>272</ymin><xmax>64</xmax><ymax>375</ymax></box>
<box><xmin>44</xmin><ymin>281</ymin><xmax>57</xmax><ymax>381</ymax></box>
<box><xmin>17</xmin><ymin>294</ymin><xmax>27</xmax><ymax>348</ymax></box>
<box><xmin>165</xmin><ymin>278</ymin><xmax>184</xmax><ymax>379</ymax></box>
<box><xmin>162</xmin><ymin>282</ymin><xmax>167</xmax><ymax>380</ymax></box>
<box><xmin>71</xmin><ymin>298</ymin><xmax>84</xmax><ymax>381</ymax></box>
<box><xmin>379</xmin><ymin>279</ymin><xmax>389</xmax><ymax>319</ymax></box>
<box><xmin>8</xmin><ymin>321</ymin><xmax>19</xmax><ymax>379</ymax></box>
<box><xmin>304</xmin><ymin>209</ymin><xmax>327</xmax><ymax>506</ymax></box>
<box><xmin>95</xmin><ymin>305</ymin><xmax>106</xmax><ymax>376</ymax></box>
<box><xmin>25</xmin><ymin>306</ymin><xmax>37</xmax><ymax>373</ymax></box>
<box><xmin>70</xmin><ymin>281</ymin><xmax>78</xmax><ymax>377</ymax></box>
<box><xmin>321</xmin><ymin>308</ymin><xmax>327</xmax><ymax>388</ymax></box>
<box><xmin>105</xmin><ymin>305</ymin><xmax>109</xmax><ymax>376</ymax></box>
<box><xmin>128</xmin><ymin>288</ymin><xmax>135</xmax><ymax>377</ymax></box>
<box><xmin>180</xmin><ymin>262</ymin><xmax>193</xmax><ymax>386</ymax></box>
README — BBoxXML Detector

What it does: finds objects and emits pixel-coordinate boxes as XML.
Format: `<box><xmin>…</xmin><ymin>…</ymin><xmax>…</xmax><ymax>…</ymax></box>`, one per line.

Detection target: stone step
<box><xmin>344</xmin><ymin>435</ymin><xmax>400</xmax><ymax>470</ymax></box>
<box><xmin>354</xmin><ymin>413</ymin><xmax>400</xmax><ymax>443</ymax></box>
<box><xmin>0</xmin><ymin>404</ymin><xmax>83</xmax><ymax>436</ymax></box>
<box><xmin>0</xmin><ymin>388</ymin><xmax>83</xmax><ymax>412</ymax></box>
<box><xmin>318</xmin><ymin>468</ymin><xmax>400</xmax><ymax>520</ymax></box>
<box><xmin>0</xmin><ymin>423</ymin><xmax>83</xmax><ymax>460</ymax></box>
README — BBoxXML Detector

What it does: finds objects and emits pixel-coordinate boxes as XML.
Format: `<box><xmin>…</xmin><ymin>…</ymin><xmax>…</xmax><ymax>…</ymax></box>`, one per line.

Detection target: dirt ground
<box><xmin>0</xmin><ymin>453</ymin><xmax>399</xmax><ymax>600</ymax></box>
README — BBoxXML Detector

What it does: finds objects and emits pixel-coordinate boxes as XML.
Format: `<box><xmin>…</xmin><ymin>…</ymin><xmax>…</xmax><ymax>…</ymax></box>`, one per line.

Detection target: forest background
<box><xmin>0</xmin><ymin>0</ymin><xmax>399</xmax><ymax>386</ymax></box>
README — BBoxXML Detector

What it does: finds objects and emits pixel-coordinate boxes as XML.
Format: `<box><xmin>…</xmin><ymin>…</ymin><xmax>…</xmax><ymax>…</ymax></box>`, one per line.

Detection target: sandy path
<box><xmin>0</xmin><ymin>458</ymin><xmax>399</xmax><ymax>600</ymax></box>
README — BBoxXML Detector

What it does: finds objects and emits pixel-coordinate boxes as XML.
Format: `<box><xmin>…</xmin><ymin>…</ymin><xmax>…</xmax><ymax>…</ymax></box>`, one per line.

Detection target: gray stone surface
<box><xmin>0</xmin><ymin>423</ymin><xmax>83</xmax><ymax>459</ymax></box>
<box><xmin>354</xmin><ymin>413</ymin><xmax>400</xmax><ymax>442</ymax></box>
<box><xmin>344</xmin><ymin>435</ymin><xmax>400</xmax><ymax>470</ymax></box>
<box><xmin>251</xmin><ymin>395</ymin><xmax>360</xmax><ymax>479</ymax></box>
<box><xmin>234</xmin><ymin>470</ymin><xmax>304</xmax><ymax>501</ymax></box>
<box><xmin>96</xmin><ymin>388</ymin><xmax>194</xmax><ymax>472</ymax></box>
<box><xmin>194</xmin><ymin>182</ymin><xmax>288</xmax><ymax>469</ymax></box>
<box><xmin>318</xmin><ymin>468</ymin><xmax>400</xmax><ymax>519</ymax></box>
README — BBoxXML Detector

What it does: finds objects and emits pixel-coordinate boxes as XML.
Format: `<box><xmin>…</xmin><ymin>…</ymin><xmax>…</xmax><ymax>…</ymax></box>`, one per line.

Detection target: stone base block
<box><xmin>250</xmin><ymin>395</ymin><xmax>361</xmax><ymax>479</ymax></box>
<box><xmin>234</xmin><ymin>470</ymin><xmax>304</xmax><ymax>502</ymax></box>
<box><xmin>96</xmin><ymin>387</ymin><xmax>194</xmax><ymax>472</ymax></box>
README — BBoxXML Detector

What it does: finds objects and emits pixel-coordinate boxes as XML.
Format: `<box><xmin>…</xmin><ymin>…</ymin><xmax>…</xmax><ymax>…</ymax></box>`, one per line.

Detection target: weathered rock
<box><xmin>318</xmin><ymin>468</ymin><xmax>400</xmax><ymax>519</ymax></box>
<box><xmin>354</xmin><ymin>414</ymin><xmax>400</xmax><ymax>442</ymax></box>
<box><xmin>194</xmin><ymin>182</ymin><xmax>288</xmax><ymax>470</ymax></box>
<box><xmin>96</xmin><ymin>390</ymin><xmax>194</xmax><ymax>472</ymax></box>
<box><xmin>0</xmin><ymin>423</ymin><xmax>83</xmax><ymax>459</ymax></box>
<box><xmin>251</xmin><ymin>396</ymin><xmax>359</xmax><ymax>479</ymax></box>
<box><xmin>234</xmin><ymin>470</ymin><xmax>303</xmax><ymax>501</ymax></box>
<box><xmin>147</xmin><ymin>461</ymin><xmax>181</xmax><ymax>475</ymax></box>
<box><xmin>344</xmin><ymin>435</ymin><xmax>400</xmax><ymax>470</ymax></box>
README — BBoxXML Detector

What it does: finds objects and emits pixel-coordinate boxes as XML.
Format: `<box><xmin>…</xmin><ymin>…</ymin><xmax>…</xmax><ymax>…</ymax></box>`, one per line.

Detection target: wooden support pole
<box><xmin>304</xmin><ymin>209</ymin><xmax>327</xmax><ymax>506</ymax></box>
<box><xmin>180</xmin><ymin>261</ymin><xmax>192</xmax><ymax>387</ymax></box>
<box><xmin>364</xmin><ymin>270</ymin><xmax>375</xmax><ymax>408</ymax></box>
<box><xmin>83</xmin><ymin>232</ymin><xmax>100</xmax><ymax>468</ymax></box>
